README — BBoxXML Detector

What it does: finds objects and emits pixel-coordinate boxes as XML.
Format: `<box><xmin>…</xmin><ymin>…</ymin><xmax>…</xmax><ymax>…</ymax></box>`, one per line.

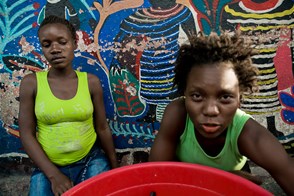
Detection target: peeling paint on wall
<box><xmin>0</xmin><ymin>0</ymin><xmax>293</xmax><ymax>160</ymax></box>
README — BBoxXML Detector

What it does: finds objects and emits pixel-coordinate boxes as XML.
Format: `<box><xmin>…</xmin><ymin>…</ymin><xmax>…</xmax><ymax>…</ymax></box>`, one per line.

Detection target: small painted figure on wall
<box><xmin>109</xmin><ymin>0</ymin><xmax>197</xmax><ymax>123</ymax></box>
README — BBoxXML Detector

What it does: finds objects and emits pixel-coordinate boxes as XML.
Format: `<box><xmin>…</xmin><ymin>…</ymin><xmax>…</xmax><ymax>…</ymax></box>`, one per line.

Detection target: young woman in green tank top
<box><xmin>149</xmin><ymin>32</ymin><xmax>294</xmax><ymax>195</ymax></box>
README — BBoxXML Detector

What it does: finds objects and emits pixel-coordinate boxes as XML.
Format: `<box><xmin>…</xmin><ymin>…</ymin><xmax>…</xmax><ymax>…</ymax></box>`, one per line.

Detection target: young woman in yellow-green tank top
<box><xmin>19</xmin><ymin>16</ymin><xmax>118</xmax><ymax>196</ymax></box>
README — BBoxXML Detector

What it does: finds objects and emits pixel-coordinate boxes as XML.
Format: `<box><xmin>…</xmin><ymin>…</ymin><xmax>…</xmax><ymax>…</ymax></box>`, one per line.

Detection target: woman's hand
<box><xmin>49</xmin><ymin>171</ymin><xmax>74</xmax><ymax>196</ymax></box>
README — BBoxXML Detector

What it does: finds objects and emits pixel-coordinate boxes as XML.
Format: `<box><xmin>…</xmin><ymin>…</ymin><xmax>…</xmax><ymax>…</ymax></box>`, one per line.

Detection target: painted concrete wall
<box><xmin>0</xmin><ymin>0</ymin><xmax>293</xmax><ymax>164</ymax></box>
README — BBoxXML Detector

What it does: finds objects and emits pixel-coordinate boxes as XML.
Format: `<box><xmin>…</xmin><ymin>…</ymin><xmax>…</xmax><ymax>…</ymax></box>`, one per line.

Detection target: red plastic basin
<box><xmin>63</xmin><ymin>162</ymin><xmax>272</xmax><ymax>196</ymax></box>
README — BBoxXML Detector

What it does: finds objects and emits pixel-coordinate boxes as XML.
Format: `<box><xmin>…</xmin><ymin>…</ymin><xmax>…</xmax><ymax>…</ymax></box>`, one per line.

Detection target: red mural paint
<box><xmin>274</xmin><ymin>28</ymin><xmax>294</xmax><ymax>90</ymax></box>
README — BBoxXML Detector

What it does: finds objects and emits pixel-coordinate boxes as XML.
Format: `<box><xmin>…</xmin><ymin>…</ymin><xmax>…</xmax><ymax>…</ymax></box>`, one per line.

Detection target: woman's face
<box><xmin>184</xmin><ymin>63</ymin><xmax>241</xmax><ymax>139</ymax></box>
<box><xmin>38</xmin><ymin>23</ymin><xmax>76</xmax><ymax>70</ymax></box>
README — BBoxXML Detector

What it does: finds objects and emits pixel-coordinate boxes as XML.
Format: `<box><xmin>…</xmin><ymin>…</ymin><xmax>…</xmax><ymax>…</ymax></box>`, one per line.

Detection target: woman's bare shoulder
<box><xmin>161</xmin><ymin>97</ymin><xmax>187</xmax><ymax>133</ymax></box>
<box><xmin>86</xmin><ymin>72</ymin><xmax>101</xmax><ymax>85</ymax></box>
<box><xmin>19</xmin><ymin>72</ymin><xmax>37</xmax><ymax>98</ymax></box>
<box><xmin>20</xmin><ymin>73</ymin><xmax>36</xmax><ymax>86</ymax></box>
<box><xmin>166</xmin><ymin>97</ymin><xmax>186</xmax><ymax>114</ymax></box>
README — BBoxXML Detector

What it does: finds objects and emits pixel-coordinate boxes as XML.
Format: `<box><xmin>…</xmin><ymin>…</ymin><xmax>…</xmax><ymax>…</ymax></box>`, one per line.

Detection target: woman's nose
<box><xmin>203</xmin><ymin>100</ymin><xmax>219</xmax><ymax>116</ymax></box>
<box><xmin>50</xmin><ymin>43</ymin><xmax>61</xmax><ymax>53</ymax></box>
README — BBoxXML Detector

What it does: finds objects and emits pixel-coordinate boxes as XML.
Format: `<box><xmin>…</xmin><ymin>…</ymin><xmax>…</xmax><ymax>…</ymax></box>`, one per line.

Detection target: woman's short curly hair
<box><xmin>174</xmin><ymin>31</ymin><xmax>259</xmax><ymax>96</ymax></box>
<box><xmin>38</xmin><ymin>15</ymin><xmax>76</xmax><ymax>42</ymax></box>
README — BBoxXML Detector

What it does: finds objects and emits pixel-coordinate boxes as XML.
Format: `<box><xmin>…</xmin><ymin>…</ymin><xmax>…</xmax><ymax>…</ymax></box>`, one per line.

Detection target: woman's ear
<box><xmin>74</xmin><ymin>33</ymin><xmax>78</xmax><ymax>50</ymax></box>
<box><xmin>238</xmin><ymin>94</ymin><xmax>242</xmax><ymax>108</ymax></box>
<box><xmin>73</xmin><ymin>40</ymin><xmax>78</xmax><ymax>50</ymax></box>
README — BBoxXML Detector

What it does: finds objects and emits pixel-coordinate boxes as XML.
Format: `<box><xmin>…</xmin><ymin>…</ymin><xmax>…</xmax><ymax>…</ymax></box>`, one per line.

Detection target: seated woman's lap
<box><xmin>29</xmin><ymin>147</ymin><xmax>110</xmax><ymax>196</ymax></box>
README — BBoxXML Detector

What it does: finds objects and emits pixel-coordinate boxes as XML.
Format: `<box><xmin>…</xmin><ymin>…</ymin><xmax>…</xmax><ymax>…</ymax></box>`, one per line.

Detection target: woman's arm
<box><xmin>88</xmin><ymin>74</ymin><xmax>118</xmax><ymax>169</ymax></box>
<box><xmin>149</xmin><ymin>98</ymin><xmax>186</xmax><ymax>161</ymax></box>
<box><xmin>238</xmin><ymin>118</ymin><xmax>294</xmax><ymax>195</ymax></box>
<box><xmin>19</xmin><ymin>74</ymin><xmax>73</xmax><ymax>195</ymax></box>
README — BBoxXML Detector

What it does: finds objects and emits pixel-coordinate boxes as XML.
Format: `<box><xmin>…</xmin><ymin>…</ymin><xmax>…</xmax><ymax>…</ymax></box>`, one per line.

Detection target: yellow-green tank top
<box><xmin>35</xmin><ymin>71</ymin><xmax>96</xmax><ymax>166</ymax></box>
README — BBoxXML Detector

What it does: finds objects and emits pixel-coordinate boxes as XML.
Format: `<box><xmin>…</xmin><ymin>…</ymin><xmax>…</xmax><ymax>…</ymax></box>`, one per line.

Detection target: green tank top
<box><xmin>35</xmin><ymin>71</ymin><xmax>96</xmax><ymax>166</ymax></box>
<box><xmin>176</xmin><ymin>109</ymin><xmax>250</xmax><ymax>171</ymax></box>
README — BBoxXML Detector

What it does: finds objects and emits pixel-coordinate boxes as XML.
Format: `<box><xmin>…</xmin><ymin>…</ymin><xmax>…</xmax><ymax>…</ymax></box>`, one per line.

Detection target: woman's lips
<box><xmin>202</xmin><ymin>124</ymin><xmax>221</xmax><ymax>133</ymax></box>
<box><xmin>51</xmin><ymin>57</ymin><xmax>65</xmax><ymax>63</ymax></box>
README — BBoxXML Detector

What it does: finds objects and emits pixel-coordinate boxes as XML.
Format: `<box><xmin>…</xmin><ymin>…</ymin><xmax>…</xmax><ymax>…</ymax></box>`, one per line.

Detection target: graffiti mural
<box><xmin>108</xmin><ymin>0</ymin><xmax>197</xmax><ymax>148</ymax></box>
<box><xmin>0</xmin><ymin>0</ymin><xmax>293</xmax><ymax>159</ymax></box>
<box><xmin>220</xmin><ymin>0</ymin><xmax>294</xmax><ymax>156</ymax></box>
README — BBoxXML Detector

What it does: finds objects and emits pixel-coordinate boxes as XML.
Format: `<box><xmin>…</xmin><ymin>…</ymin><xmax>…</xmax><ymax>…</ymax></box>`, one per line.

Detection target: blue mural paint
<box><xmin>280</xmin><ymin>85</ymin><xmax>294</xmax><ymax>124</ymax></box>
<box><xmin>0</xmin><ymin>0</ymin><xmax>156</xmax><ymax>155</ymax></box>
<box><xmin>0</xmin><ymin>0</ymin><xmax>293</xmax><ymax>157</ymax></box>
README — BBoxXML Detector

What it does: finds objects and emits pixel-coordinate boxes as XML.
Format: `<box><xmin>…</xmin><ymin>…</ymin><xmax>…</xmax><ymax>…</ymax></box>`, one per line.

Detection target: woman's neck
<box><xmin>48</xmin><ymin>67</ymin><xmax>76</xmax><ymax>79</ymax></box>
<box><xmin>195</xmin><ymin>129</ymin><xmax>227</xmax><ymax>157</ymax></box>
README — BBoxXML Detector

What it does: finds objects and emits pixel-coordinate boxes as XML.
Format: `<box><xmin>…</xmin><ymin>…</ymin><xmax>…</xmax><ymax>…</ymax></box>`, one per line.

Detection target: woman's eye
<box><xmin>59</xmin><ymin>39</ymin><xmax>68</xmax><ymax>45</ymax></box>
<box><xmin>220</xmin><ymin>95</ymin><xmax>233</xmax><ymax>102</ymax></box>
<box><xmin>42</xmin><ymin>43</ymin><xmax>50</xmax><ymax>48</ymax></box>
<box><xmin>191</xmin><ymin>93</ymin><xmax>202</xmax><ymax>101</ymax></box>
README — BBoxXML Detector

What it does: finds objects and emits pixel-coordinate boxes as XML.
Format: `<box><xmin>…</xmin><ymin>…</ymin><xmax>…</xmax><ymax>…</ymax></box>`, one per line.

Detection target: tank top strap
<box><xmin>36</xmin><ymin>71</ymin><xmax>50</xmax><ymax>96</ymax></box>
<box><xmin>75</xmin><ymin>71</ymin><xmax>90</xmax><ymax>97</ymax></box>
